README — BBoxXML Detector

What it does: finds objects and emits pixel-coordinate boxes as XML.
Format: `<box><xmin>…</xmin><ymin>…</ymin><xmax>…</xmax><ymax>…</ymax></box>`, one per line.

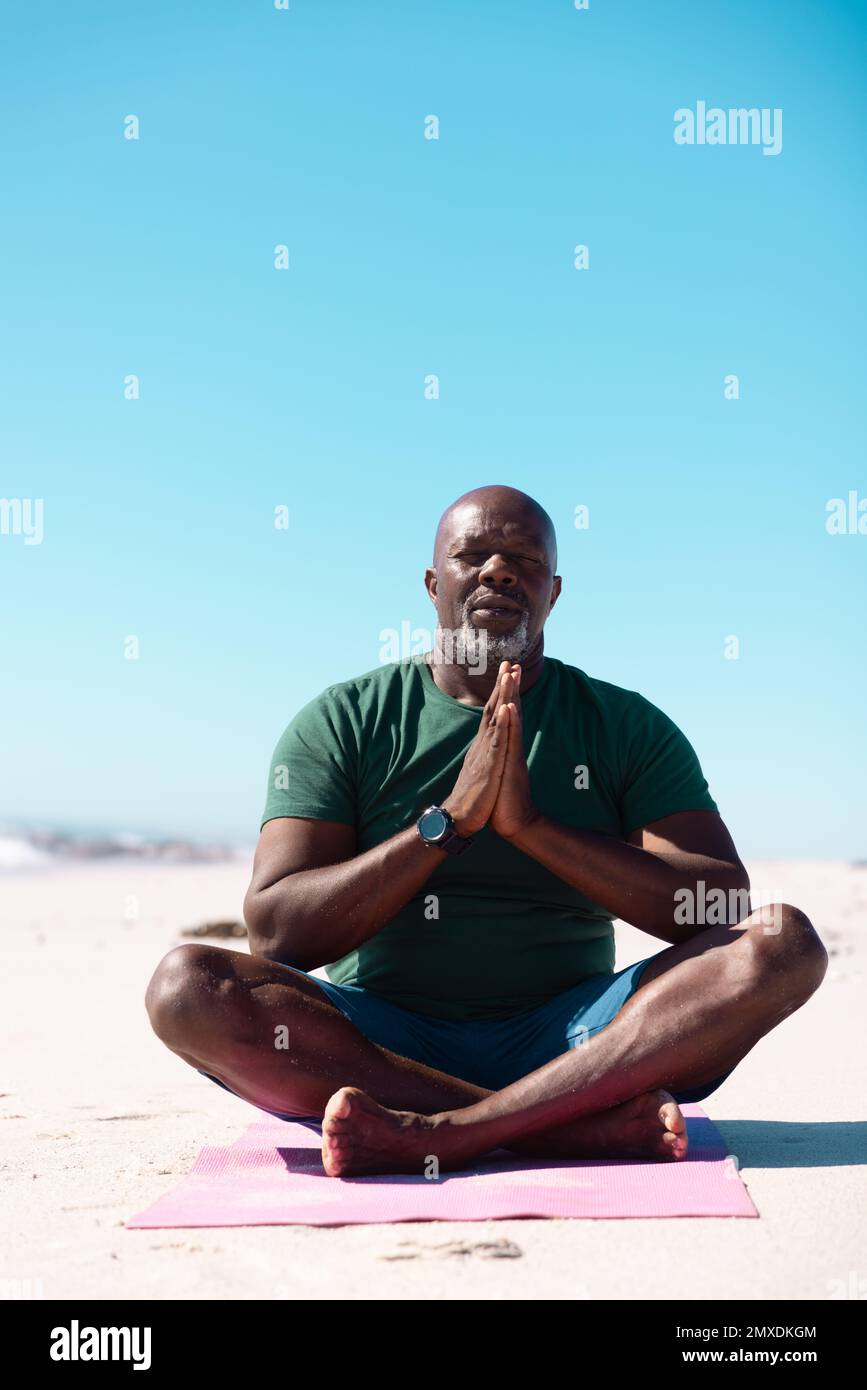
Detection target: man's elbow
<box><xmin>244</xmin><ymin>889</ymin><xmax>283</xmax><ymax>962</ymax></box>
<box><xmin>693</xmin><ymin>861</ymin><xmax>752</xmax><ymax>925</ymax></box>
<box><xmin>243</xmin><ymin>888</ymin><xmax>315</xmax><ymax>970</ymax></box>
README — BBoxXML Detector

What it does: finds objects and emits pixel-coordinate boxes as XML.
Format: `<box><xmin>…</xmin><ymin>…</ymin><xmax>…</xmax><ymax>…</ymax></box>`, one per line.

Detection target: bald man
<box><xmin>146</xmin><ymin>486</ymin><xmax>827</xmax><ymax>1175</ymax></box>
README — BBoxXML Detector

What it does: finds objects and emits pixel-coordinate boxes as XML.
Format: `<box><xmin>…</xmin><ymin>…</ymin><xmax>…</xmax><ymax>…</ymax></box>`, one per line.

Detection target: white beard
<box><xmin>433</xmin><ymin>606</ymin><xmax>532</xmax><ymax>675</ymax></box>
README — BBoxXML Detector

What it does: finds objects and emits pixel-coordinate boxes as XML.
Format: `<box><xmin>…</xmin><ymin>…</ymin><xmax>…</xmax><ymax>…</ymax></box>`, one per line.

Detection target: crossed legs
<box><xmin>145</xmin><ymin>903</ymin><xmax>827</xmax><ymax>1173</ymax></box>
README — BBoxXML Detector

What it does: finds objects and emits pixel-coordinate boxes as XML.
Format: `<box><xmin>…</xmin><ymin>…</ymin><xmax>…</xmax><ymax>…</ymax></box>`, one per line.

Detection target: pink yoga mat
<box><xmin>126</xmin><ymin>1105</ymin><xmax>756</xmax><ymax>1227</ymax></box>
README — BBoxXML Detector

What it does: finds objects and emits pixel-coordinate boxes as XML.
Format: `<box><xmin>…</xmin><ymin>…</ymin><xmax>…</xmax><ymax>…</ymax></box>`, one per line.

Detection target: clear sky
<box><xmin>1</xmin><ymin>1</ymin><xmax>865</xmax><ymax>857</ymax></box>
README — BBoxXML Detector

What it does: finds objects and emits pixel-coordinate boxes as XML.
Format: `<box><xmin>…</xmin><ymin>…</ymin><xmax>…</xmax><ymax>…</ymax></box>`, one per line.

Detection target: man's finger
<box><xmin>486</xmin><ymin>662</ymin><xmax>514</xmax><ymax>724</ymax></box>
<box><xmin>498</xmin><ymin>701</ymin><xmax>517</xmax><ymax>762</ymax></box>
<box><xmin>509</xmin><ymin>669</ymin><xmax>523</xmax><ymax>723</ymax></box>
<box><xmin>483</xmin><ymin>660</ymin><xmax>511</xmax><ymax>721</ymax></box>
<box><xmin>494</xmin><ymin>668</ymin><xmax>517</xmax><ymax>722</ymax></box>
<box><xmin>490</xmin><ymin>702</ymin><xmax>511</xmax><ymax>758</ymax></box>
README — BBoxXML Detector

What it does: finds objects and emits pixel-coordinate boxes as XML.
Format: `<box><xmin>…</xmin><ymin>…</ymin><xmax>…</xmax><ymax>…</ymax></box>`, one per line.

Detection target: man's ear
<box><xmin>424</xmin><ymin>567</ymin><xmax>438</xmax><ymax>605</ymax></box>
<box><xmin>548</xmin><ymin>574</ymin><xmax>562</xmax><ymax>613</ymax></box>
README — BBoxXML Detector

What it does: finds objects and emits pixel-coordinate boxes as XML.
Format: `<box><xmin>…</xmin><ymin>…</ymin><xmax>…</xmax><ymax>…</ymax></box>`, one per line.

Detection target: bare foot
<box><xmin>508</xmin><ymin>1089</ymin><xmax>688</xmax><ymax>1162</ymax></box>
<box><xmin>321</xmin><ymin>1085</ymin><xmax>688</xmax><ymax>1177</ymax></box>
<box><xmin>321</xmin><ymin>1087</ymin><xmax>438</xmax><ymax>1177</ymax></box>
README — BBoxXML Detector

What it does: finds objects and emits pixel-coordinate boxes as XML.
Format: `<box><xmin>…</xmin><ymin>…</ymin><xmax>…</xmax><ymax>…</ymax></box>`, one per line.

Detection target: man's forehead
<box><xmin>444</xmin><ymin>507</ymin><xmax>546</xmax><ymax>548</ymax></box>
<box><xmin>447</xmin><ymin>527</ymin><xmax>544</xmax><ymax>550</ymax></box>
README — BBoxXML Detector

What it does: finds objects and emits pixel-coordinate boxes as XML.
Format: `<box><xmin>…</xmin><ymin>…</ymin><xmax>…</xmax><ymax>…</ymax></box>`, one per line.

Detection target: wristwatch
<box><xmin>416</xmin><ymin>805</ymin><xmax>473</xmax><ymax>856</ymax></box>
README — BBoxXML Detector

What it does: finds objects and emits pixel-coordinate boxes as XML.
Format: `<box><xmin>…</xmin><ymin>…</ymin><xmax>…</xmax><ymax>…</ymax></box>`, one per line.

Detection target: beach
<box><xmin>1</xmin><ymin>857</ymin><xmax>864</xmax><ymax>1301</ymax></box>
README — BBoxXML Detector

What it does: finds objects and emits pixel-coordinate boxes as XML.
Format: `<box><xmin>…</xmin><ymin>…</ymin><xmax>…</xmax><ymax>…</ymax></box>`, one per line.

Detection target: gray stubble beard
<box><xmin>432</xmin><ymin>605</ymin><xmax>532</xmax><ymax>674</ymax></box>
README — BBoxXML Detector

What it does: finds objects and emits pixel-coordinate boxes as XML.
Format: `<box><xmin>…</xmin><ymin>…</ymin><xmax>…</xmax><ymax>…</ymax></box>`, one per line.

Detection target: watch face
<box><xmin>419</xmin><ymin>809</ymin><xmax>448</xmax><ymax>841</ymax></box>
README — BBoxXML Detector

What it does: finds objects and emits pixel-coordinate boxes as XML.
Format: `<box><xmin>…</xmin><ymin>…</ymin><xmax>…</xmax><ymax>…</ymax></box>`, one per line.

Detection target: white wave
<box><xmin>0</xmin><ymin>836</ymin><xmax>53</xmax><ymax>871</ymax></box>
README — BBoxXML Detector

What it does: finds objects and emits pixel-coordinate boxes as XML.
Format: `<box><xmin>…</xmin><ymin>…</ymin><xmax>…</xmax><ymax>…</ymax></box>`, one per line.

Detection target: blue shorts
<box><xmin>199</xmin><ymin>956</ymin><xmax>733</xmax><ymax>1128</ymax></box>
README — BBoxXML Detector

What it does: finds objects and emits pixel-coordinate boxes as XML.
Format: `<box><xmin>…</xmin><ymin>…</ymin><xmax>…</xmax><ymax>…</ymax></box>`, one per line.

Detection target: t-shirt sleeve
<box><xmin>260</xmin><ymin>689</ymin><xmax>358</xmax><ymax>829</ymax></box>
<box><xmin>617</xmin><ymin>694</ymin><xmax>719</xmax><ymax>835</ymax></box>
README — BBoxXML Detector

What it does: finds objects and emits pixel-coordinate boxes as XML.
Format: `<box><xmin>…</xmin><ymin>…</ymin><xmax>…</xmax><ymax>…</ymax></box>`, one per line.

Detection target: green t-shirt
<box><xmin>261</xmin><ymin>655</ymin><xmax>718</xmax><ymax>1022</ymax></box>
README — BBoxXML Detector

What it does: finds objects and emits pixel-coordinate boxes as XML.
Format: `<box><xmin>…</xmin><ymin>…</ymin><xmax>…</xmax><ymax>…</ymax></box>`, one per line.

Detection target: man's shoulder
<box><xmin>273</xmin><ymin>661</ymin><xmax>419</xmax><ymax>757</ymax></box>
<box><xmin>547</xmin><ymin>657</ymin><xmax>657</xmax><ymax>721</ymax></box>
<box><xmin>307</xmin><ymin>658</ymin><xmax>421</xmax><ymax>710</ymax></box>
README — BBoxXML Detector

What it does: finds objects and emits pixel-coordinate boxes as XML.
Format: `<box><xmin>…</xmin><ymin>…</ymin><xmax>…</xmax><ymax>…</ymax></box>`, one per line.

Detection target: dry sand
<box><xmin>1</xmin><ymin>858</ymin><xmax>865</xmax><ymax>1301</ymax></box>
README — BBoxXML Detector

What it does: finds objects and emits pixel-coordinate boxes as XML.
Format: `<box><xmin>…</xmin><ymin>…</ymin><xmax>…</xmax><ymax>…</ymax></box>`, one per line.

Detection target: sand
<box><xmin>1</xmin><ymin>858</ymin><xmax>865</xmax><ymax>1301</ymax></box>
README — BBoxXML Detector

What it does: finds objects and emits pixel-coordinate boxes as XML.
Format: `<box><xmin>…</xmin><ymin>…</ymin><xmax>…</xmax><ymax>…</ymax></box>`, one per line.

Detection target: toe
<box><xmin>660</xmin><ymin>1130</ymin><xmax>687</xmax><ymax>1159</ymax></box>
<box><xmin>324</xmin><ymin>1086</ymin><xmax>358</xmax><ymax>1122</ymax></box>
<box><xmin>658</xmin><ymin>1091</ymin><xmax>685</xmax><ymax>1134</ymax></box>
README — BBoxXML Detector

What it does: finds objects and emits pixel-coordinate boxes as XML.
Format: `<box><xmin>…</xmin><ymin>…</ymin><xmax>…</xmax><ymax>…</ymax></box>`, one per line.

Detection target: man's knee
<box><xmin>145</xmin><ymin>943</ymin><xmax>237</xmax><ymax>1051</ymax></box>
<box><xmin>747</xmin><ymin>902</ymin><xmax>828</xmax><ymax>1002</ymax></box>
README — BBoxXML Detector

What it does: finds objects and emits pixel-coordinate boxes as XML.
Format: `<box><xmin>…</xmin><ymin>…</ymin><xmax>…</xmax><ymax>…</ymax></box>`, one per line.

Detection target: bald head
<box><xmin>432</xmin><ymin>486</ymin><xmax>558</xmax><ymax>571</ymax></box>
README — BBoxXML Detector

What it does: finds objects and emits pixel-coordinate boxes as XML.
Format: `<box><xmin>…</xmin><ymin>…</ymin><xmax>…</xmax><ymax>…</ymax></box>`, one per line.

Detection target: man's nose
<box><xmin>478</xmin><ymin>553</ymin><xmax>518</xmax><ymax>586</ymax></box>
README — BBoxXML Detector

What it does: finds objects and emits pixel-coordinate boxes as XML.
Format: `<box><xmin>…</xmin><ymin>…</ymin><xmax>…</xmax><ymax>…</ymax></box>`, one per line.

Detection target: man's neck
<box><xmin>425</xmin><ymin>640</ymin><xmax>546</xmax><ymax>706</ymax></box>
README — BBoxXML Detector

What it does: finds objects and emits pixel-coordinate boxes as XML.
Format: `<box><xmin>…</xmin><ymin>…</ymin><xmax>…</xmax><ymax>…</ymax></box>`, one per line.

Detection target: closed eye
<box><xmin>456</xmin><ymin>551</ymin><xmax>542</xmax><ymax>565</ymax></box>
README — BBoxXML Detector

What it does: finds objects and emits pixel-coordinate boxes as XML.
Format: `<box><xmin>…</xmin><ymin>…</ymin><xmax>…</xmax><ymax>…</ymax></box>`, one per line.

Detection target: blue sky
<box><xmin>1</xmin><ymin>1</ymin><xmax>865</xmax><ymax>857</ymax></box>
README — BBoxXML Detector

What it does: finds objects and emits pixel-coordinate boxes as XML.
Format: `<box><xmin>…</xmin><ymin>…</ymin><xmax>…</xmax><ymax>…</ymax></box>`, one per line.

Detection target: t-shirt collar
<box><xmin>418</xmin><ymin>652</ymin><xmax>552</xmax><ymax>711</ymax></box>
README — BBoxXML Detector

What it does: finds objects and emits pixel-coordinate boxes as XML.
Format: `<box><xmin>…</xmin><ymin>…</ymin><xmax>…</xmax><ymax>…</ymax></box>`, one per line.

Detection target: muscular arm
<box><xmin>506</xmin><ymin>808</ymin><xmax>750</xmax><ymax>944</ymax></box>
<box><xmin>243</xmin><ymin>816</ymin><xmax>449</xmax><ymax>970</ymax></box>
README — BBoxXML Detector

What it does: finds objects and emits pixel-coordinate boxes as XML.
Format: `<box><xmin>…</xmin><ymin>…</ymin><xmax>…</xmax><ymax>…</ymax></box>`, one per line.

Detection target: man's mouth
<box><xmin>468</xmin><ymin>597</ymin><xmax>526</xmax><ymax>623</ymax></box>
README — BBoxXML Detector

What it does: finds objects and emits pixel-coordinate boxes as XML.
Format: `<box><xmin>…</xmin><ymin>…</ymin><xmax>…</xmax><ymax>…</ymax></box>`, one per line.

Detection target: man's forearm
<box><xmin>246</xmin><ymin>825</ymin><xmax>446</xmax><ymax>969</ymax></box>
<box><xmin>507</xmin><ymin>813</ymin><xmax>750</xmax><ymax>943</ymax></box>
